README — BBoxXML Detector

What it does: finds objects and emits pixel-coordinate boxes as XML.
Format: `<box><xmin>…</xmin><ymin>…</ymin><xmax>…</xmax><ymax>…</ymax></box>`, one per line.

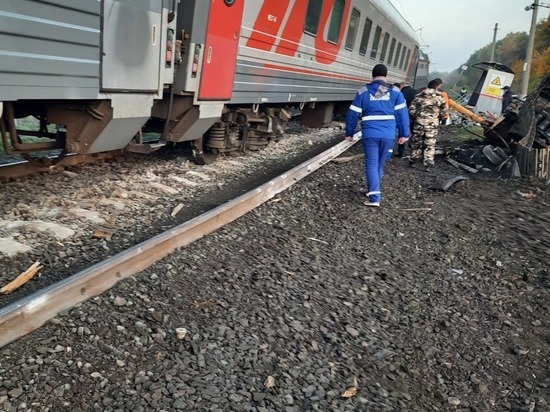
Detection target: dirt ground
<box><xmin>0</xmin><ymin>128</ymin><xmax>548</xmax><ymax>412</ymax></box>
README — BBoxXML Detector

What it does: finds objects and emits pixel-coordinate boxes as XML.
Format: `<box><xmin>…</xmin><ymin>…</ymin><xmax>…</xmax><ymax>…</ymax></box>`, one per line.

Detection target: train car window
<box><xmin>370</xmin><ymin>26</ymin><xmax>382</xmax><ymax>59</ymax></box>
<box><xmin>405</xmin><ymin>48</ymin><xmax>412</xmax><ymax>70</ymax></box>
<box><xmin>327</xmin><ymin>0</ymin><xmax>345</xmax><ymax>44</ymax></box>
<box><xmin>379</xmin><ymin>33</ymin><xmax>389</xmax><ymax>62</ymax></box>
<box><xmin>359</xmin><ymin>18</ymin><xmax>373</xmax><ymax>56</ymax></box>
<box><xmin>305</xmin><ymin>0</ymin><xmax>324</xmax><ymax>36</ymax></box>
<box><xmin>345</xmin><ymin>8</ymin><xmax>361</xmax><ymax>51</ymax></box>
<box><xmin>399</xmin><ymin>46</ymin><xmax>407</xmax><ymax>69</ymax></box>
<box><xmin>393</xmin><ymin>42</ymin><xmax>402</xmax><ymax>66</ymax></box>
<box><xmin>388</xmin><ymin>38</ymin><xmax>396</xmax><ymax>65</ymax></box>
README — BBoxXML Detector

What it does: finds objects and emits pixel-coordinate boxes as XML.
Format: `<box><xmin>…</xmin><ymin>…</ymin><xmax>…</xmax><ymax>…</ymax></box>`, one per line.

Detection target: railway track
<box><xmin>0</xmin><ymin>135</ymin><xmax>359</xmax><ymax>349</ymax></box>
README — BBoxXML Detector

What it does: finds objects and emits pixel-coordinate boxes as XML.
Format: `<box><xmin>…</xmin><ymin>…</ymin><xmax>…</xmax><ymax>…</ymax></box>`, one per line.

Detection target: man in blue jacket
<box><xmin>345</xmin><ymin>64</ymin><xmax>410</xmax><ymax>207</ymax></box>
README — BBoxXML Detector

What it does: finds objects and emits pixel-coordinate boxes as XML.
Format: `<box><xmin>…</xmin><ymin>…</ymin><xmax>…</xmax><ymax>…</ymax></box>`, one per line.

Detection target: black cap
<box><xmin>372</xmin><ymin>64</ymin><xmax>387</xmax><ymax>78</ymax></box>
<box><xmin>503</xmin><ymin>85</ymin><xmax>510</xmax><ymax>90</ymax></box>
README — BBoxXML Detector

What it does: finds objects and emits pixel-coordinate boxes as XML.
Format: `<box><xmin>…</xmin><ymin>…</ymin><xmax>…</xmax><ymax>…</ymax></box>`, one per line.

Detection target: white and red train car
<box><xmin>235</xmin><ymin>0</ymin><xmax>420</xmax><ymax>105</ymax></box>
<box><xmin>0</xmin><ymin>0</ymin><xmax>425</xmax><ymax>163</ymax></box>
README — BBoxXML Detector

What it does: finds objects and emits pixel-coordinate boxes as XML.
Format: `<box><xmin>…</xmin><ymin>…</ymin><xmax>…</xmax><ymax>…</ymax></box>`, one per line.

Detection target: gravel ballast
<box><xmin>0</xmin><ymin>132</ymin><xmax>548</xmax><ymax>411</ymax></box>
<box><xmin>0</xmin><ymin>125</ymin><xmax>341</xmax><ymax>306</ymax></box>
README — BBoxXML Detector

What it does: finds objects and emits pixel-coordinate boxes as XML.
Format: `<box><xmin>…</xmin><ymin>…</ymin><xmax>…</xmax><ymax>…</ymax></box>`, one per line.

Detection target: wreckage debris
<box><xmin>516</xmin><ymin>190</ymin><xmax>536</xmax><ymax>200</ymax></box>
<box><xmin>450</xmin><ymin>75</ymin><xmax>549</xmax><ymax>178</ymax></box>
<box><xmin>446</xmin><ymin>158</ymin><xmax>478</xmax><ymax>174</ymax></box>
<box><xmin>332</xmin><ymin>153</ymin><xmax>364</xmax><ymax>164</ymax></box>
<box><xmin>429</xmin><ymin>176</ymin><xmax>468</xmax><ymax>192</ymax></box>
<box><xmin>1</xmin><ymin>261</ymin><xmax>42</xmax><ymax>294</ymax></box>
<box><xmin>502</xmin><ymin>76</ymin><xmax>550</xmax><ymax>177</ymax></box>
<box><xmin>533</xmin><ymin>107</ymin><xmax>550</xmax><ymax>148</ymax></box>
<box><xmin>482</xmin><ymin>145</ymin><xmax>508</xmax><ymax>166</ymax></box>
<box><xmin>510</xmin><ymin>158</ymin><xmax>522</xmax><ymax>178</ymax></box>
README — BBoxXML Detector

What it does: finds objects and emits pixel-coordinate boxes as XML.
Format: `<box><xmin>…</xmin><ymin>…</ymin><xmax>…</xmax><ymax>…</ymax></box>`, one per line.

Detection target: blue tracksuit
<box><xmin>345</xmin><ymin>80</ymin><xmax>410</xmax><ymax>203</ymax></box>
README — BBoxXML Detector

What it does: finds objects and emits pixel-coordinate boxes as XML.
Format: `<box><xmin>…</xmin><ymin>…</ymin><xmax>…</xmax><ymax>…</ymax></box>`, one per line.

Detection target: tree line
<box><xmin>431</xmin><ymin>15</ymin><xmax>550</xmax><ymax>97</ymax></box>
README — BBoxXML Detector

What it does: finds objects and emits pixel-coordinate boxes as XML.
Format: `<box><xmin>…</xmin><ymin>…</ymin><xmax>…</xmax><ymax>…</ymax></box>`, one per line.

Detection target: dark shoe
<box><xmin>396</xmin><ymin>144</ymin><xmax>405</xmax><ymax>158</ymax></box>
<box><xmin>423</xmin><ymin>164</ymin><xmax>434</xmax><ymax>172</ymax></box>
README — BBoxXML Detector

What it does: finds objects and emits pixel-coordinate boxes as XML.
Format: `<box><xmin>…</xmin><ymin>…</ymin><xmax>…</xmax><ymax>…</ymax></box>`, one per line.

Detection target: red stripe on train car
<box><xmin>248</xmin><ymin>0</ymin><xmax>352</xmax><ymax>65</ymax></box>
<box><xmin>199</xmin><ymin>0</ymin><xmax>245</xmax><ymax>101</ymax></box>
<box><xmin>264</xmin><ymin>63</ymin><xmax>368</xmax><ymax>83</ymax></box>
<box><xmin>274</xmin><ymin>1</ymin><xmax>307</xmax><ymax>56</ymax></box>
<box><xmin>246</xmin><ymin>0</ymin><xmax>291</xmax><ymax>51</ymax></box>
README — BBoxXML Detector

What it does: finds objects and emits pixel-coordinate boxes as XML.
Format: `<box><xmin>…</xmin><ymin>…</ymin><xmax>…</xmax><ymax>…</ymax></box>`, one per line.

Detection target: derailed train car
<box><xmin>0</xmin><ymin>0</ymin><xmax>424</xmax><ymax>164</ymax></box>
<box><xmin>0</xmin><ymin>0</ymin><xmax>177</xmax><ymax>156</ymax></box>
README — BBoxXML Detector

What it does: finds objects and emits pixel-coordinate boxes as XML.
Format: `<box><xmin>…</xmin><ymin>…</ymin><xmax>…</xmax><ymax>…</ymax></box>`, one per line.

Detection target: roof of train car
<box><xmin>418</xmin><ymin>49</ymin><xmax>430</xmax><ymax>62</ymax></box>
<box><xmin>371</xmin><ymin>0</ymin><xmax>420</xmax><ymax>45</ymax></box>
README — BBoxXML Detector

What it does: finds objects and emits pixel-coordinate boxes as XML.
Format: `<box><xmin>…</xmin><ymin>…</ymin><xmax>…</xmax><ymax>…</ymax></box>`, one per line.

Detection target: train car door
<box><xmin>101</xmin><ymin>0</ymin><xmax>162</xmax><ymax>92</ymax></box>
<box><xmin>198</xmin><ymin>0</ymin><xmax>245</xmax><ymax>100</ymax></box>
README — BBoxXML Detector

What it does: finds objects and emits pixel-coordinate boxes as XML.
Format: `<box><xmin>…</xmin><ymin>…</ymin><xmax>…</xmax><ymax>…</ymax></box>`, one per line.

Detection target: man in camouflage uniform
<box><xmin>408</xmin><ymin>79</ymin><xmax>447</xmax><ymax>170</ymax></box>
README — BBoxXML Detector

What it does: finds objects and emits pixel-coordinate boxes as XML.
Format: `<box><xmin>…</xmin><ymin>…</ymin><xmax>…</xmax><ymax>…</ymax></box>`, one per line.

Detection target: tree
<box><xmin>534</xmin><ymin>16</ymin><xmax>550</xmax><ymax>53</ymax></box>
<box><xmin>434</xmin><ymin>16</ymin><xmax>549</xmax><ymax>95</ymax></box>
<box><xmin>533</xmin><ymin>47</ymin><xmax>550</xmax><ymax>78</ymax></box>
<box><xmin>496</xmin><ymin>32</ymin><xmax>528</xmax><ymax>68</ymax></box>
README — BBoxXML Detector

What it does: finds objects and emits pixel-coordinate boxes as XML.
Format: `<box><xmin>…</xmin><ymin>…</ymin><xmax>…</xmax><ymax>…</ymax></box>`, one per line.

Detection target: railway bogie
<box><xmin>206</xmin><ymin>106</ymin><xmax>292</xmax><ymax>153</ymax></box>
<box><xmin>0</xmin><ymin>0</ymin><xmax>427</xmax><ymax>167</ymax></box>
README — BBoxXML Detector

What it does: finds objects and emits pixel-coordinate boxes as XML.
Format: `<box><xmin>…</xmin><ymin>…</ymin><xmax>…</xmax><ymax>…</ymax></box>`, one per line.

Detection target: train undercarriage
<box><xmin>144</xmin><ymin>94</ymin><xmax>295</xmax><ymax>163</ymax></box>
<box><xmin>0</xmin><ymin>96</ymin><xmax>304</xmax><ymax>167</ymax></box>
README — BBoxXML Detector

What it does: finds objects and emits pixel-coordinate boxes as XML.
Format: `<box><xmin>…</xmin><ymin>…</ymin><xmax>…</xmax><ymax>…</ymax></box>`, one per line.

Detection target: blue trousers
<box><xmin>361</xmin><ymin>137</ymin><xmax>394</xmax><ymax>203</ymax></box>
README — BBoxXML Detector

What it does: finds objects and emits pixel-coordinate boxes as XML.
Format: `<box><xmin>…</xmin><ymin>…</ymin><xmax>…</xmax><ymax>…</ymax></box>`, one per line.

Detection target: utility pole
<box><xmin>453</xmin><ymin>65</ymin><xmax>468</xmax><ymax>89</ymax></box>
<box><xmin>490</xmin><ymin>23</ymin><xmax>498</xmax><ymax>62</ymax></box>
<box><xmin>521</xmin><ymin>0</ymin><xmax>539</xmax><ymax>98</ymax></box>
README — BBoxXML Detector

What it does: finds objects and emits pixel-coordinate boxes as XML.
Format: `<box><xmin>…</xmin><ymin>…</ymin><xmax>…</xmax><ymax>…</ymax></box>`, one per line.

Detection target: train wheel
<box><xmin>191</xmin><ymin>137</ymin><xmax>218</xmax><ymax>165</ymax></box>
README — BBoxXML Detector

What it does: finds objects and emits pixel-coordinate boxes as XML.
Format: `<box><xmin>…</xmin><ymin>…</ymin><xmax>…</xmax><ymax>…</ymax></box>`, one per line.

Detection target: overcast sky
<box><xmin>389</xmin><ymin>0</ymin><xmax>549</xmax><ymax>72</ymax></box>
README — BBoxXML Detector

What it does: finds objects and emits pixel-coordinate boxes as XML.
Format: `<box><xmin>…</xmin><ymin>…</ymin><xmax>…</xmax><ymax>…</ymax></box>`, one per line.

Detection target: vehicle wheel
<box><xmin>191</xmin><ymin>137</ymin><xmax>218</xmax><ymax>165</ymax></box>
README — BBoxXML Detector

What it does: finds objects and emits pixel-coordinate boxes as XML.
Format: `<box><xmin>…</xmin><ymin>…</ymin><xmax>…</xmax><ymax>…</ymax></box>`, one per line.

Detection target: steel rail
<box><xmin>0</xmin><ymin>135</ymin><xmax>360</xmax><ymax>348</ymax></box>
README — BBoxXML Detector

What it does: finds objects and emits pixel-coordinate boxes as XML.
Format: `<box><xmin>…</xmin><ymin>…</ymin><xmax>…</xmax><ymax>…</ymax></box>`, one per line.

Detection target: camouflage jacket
<box><xmin>409</xmin><ymin>88</ymin><xmax>447</xmax><ymax>127</ymax></box>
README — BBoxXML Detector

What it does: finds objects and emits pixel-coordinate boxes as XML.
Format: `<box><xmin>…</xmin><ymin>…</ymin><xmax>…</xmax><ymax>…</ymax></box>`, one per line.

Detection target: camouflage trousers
<box><xmin>410</xmin><ymin>125</ymin><xmax>438</xmax><ymax>166</ymax></box>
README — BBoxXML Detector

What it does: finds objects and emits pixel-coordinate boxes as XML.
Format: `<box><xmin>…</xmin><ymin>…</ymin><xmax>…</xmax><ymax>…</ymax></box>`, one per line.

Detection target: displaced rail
<box><xmin>0</xmin><ymin>136</ymin><xmax>359</xmax><ymax>348</ymax></box>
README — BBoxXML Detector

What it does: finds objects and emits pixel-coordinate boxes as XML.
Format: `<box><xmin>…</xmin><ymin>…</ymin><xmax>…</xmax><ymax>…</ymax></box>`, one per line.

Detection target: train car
<box><xmin>152</xmin><ymin>0</ymin><xmax>423</xmax><ymax>160</ymax></box>
<box><xmin>0</xmin><ymin>0</ymin><xmax>177</xmax><ymax>159</ymax></box>
<box><xmin>0</xmin><ymin>0</ymin><xmax>424</xmax><ymax>164</ymax></box>
<box><xmin>412</xmin><ymin>49</ymin><xmax>430</xmax><ymax>90</ymax></box>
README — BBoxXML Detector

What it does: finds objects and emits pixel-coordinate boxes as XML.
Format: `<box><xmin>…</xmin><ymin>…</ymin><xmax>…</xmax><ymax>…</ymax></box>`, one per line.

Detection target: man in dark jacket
<box><xmin>395</xmin><ymin>83</ymin><xmax>418</xmax><ymax>157</ymax></box>
<box><xmin>345</xmin><ymin>64</ymin><xmax>410</xmax><ymax>207</ymax></box>
<box><xmin>401</xmin><ymin>84</ymin><xmax>419</xmax><ymax>107</ymax></box>
<box><xmin>501</xmin><ymin>86</ymin><xmax>513</xmax><ymax>114</ymax></box>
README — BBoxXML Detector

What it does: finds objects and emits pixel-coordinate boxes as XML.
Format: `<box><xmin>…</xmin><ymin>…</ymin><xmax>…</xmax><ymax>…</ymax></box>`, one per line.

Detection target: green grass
<box><xmin>17</xmin><ymin>116</ymin><xmax>58</xmax><ymax>135</ymax></box>
<box><xmin>449</xmin><ymin>125</ymin><xmax>485</xmax><ymax>141</ymax></box>
<box><xmin>0</xmin><ymin>116</ymin><xmax>57</xmax><ymax>153</ymax></box>
<box><xmin>17</xmin><ymin>116</ymin><xmax>40</xmax><ymax>131</ymax></box>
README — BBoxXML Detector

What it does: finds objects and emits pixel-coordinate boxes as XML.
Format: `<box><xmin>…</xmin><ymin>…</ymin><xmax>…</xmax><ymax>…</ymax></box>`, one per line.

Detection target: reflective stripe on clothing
<box><xmin>345</xmin><ymin>80</ymin><xmax>410</xmax><ymax>139</ymax></box>
<box><xmin>362</xmin><ymin>115</ymin><xmax>395</xmax><ymax>121</ymax></box>
<box><xmin>395</xmin><ymin>102</ymin><xmax>407</xmax><ymax>110</ymax></box>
